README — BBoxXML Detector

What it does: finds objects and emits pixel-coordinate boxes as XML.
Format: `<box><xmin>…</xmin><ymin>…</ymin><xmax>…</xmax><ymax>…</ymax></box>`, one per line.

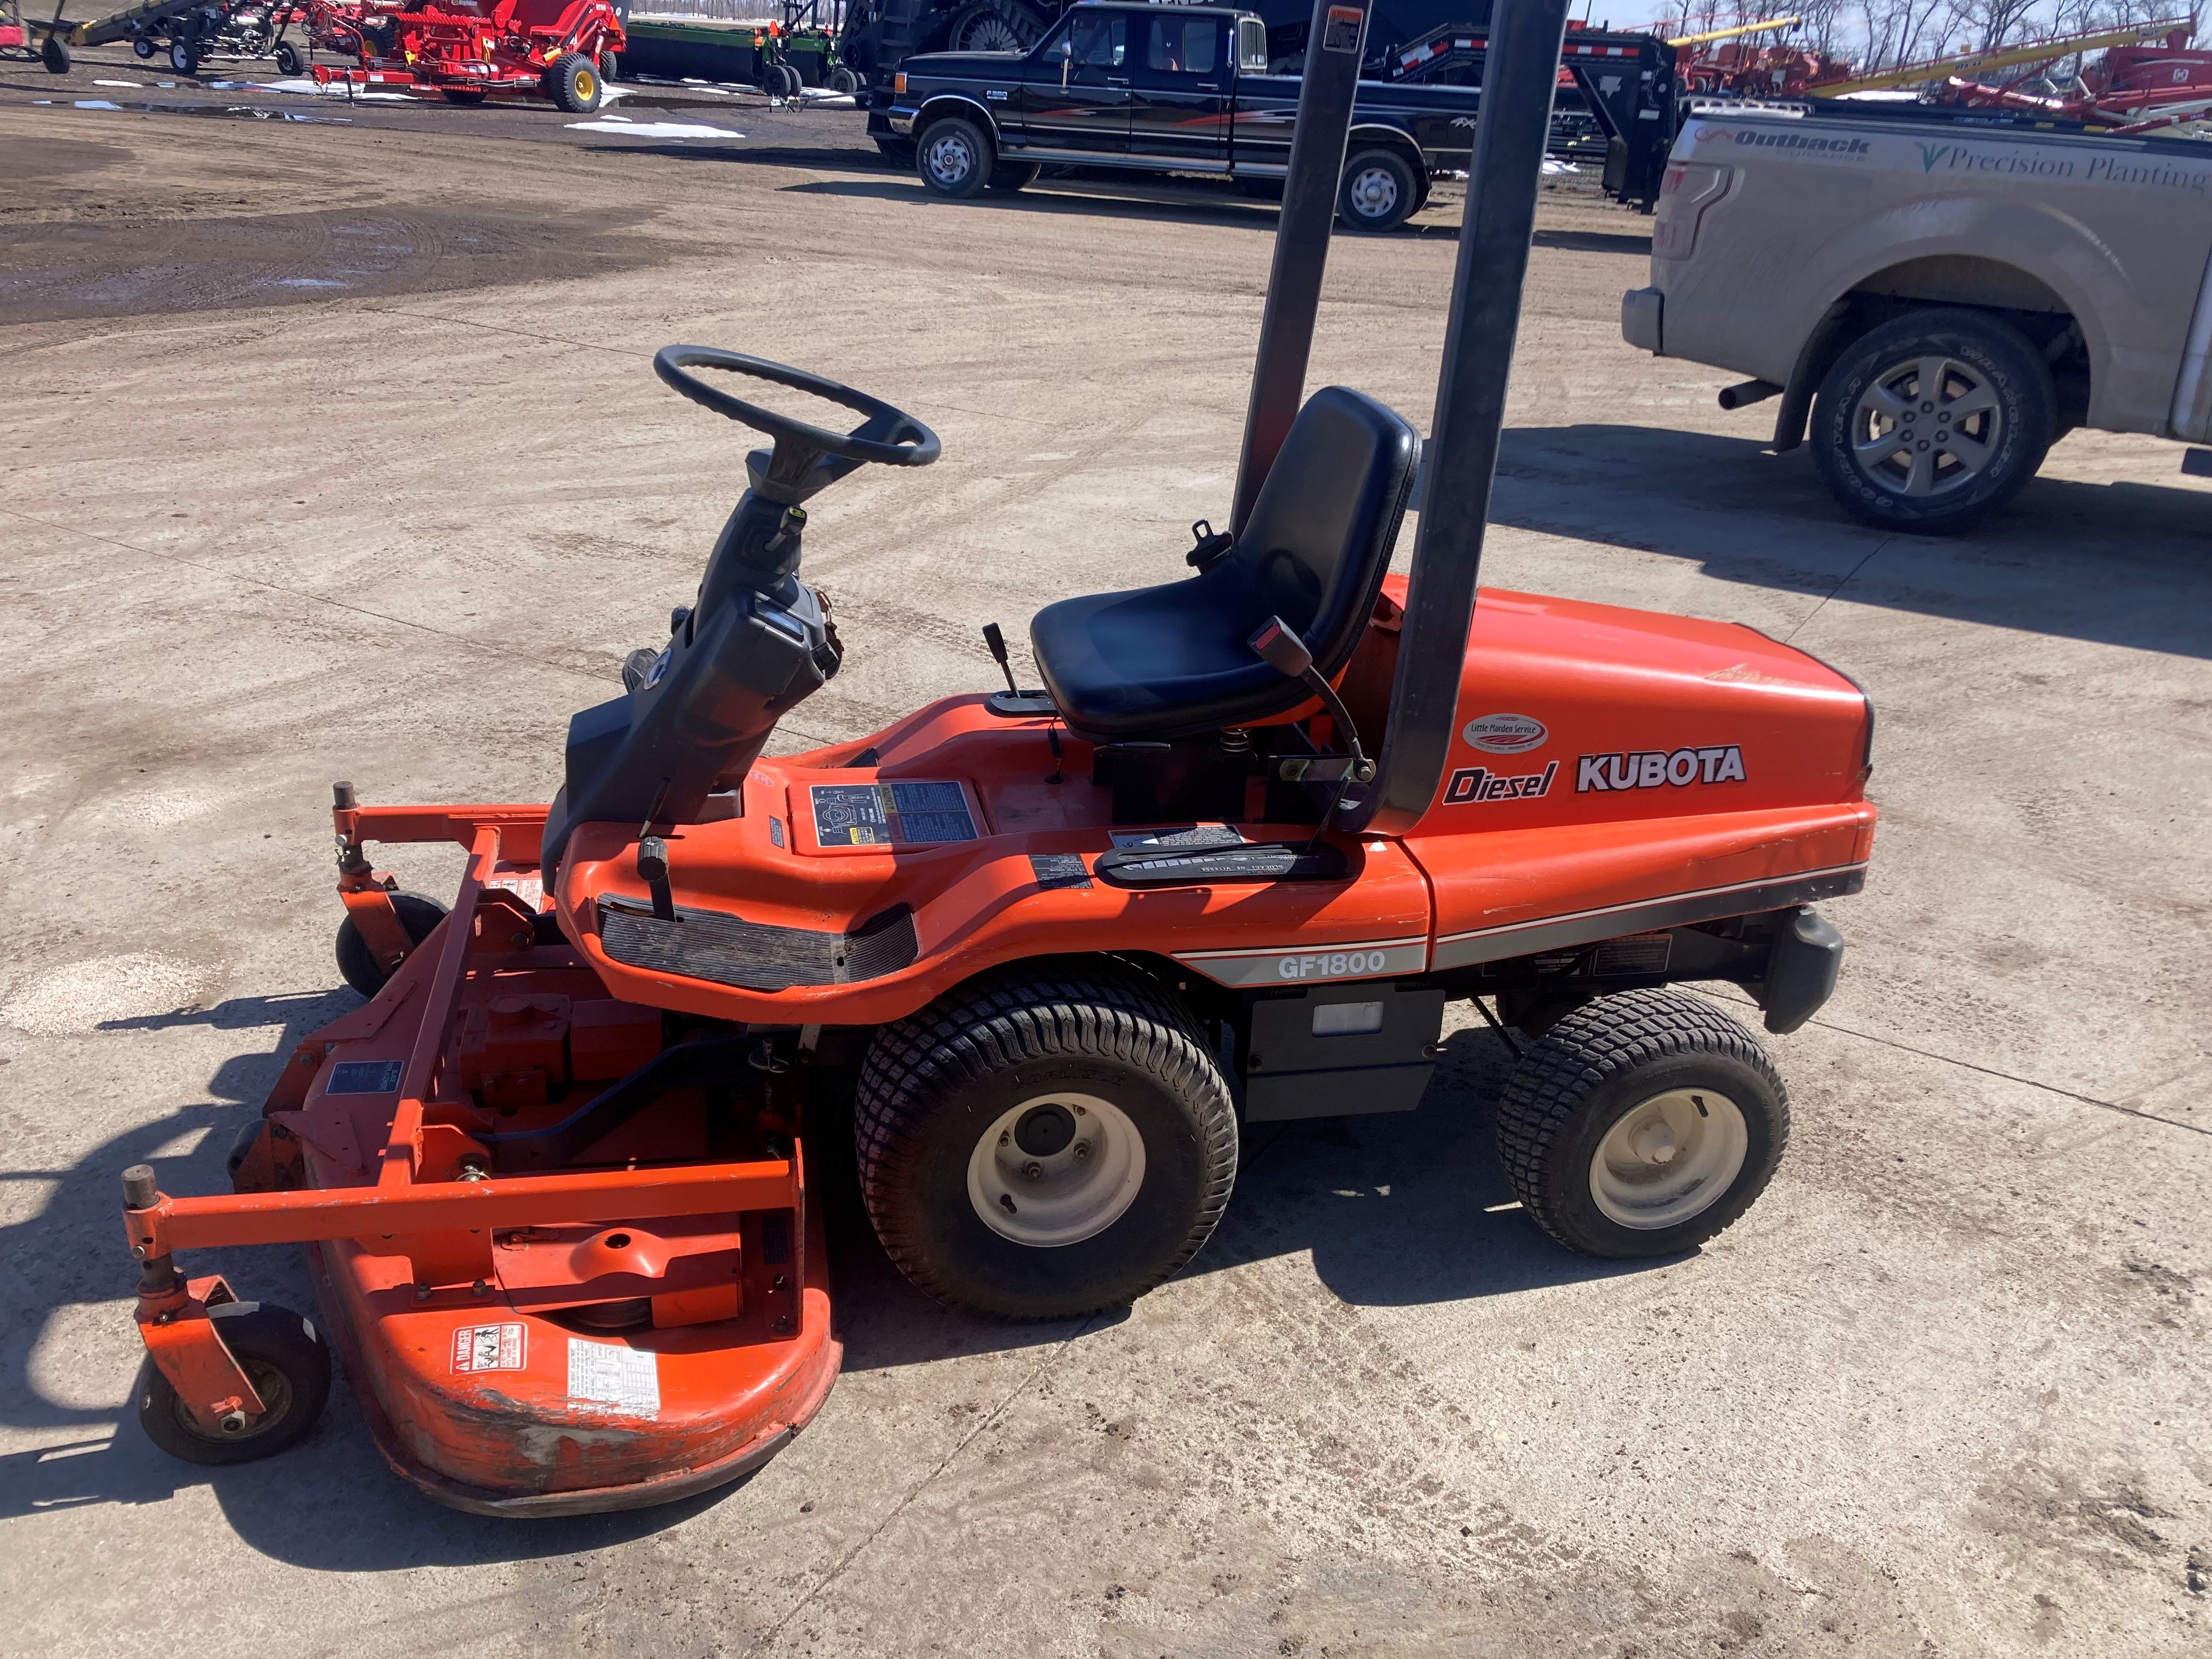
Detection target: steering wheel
<box><xmin>654</xmin><ymin>345</ymin><xmax>940</xmax><ymax>505</ymax></box>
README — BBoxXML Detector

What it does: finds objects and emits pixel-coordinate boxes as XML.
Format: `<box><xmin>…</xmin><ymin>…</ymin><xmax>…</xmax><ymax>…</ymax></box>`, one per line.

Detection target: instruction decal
<box><xmin>452</xmin><ymin>1323</ymin><xmax>526</xmax><ymax>1375</ymax></box>
<box><xmin>567</xmin><ymin>1338</ymin><xmax>661</xmax><ymax>1417</ymax></box>
<box><xmin>1029</xmin><ymin>853</ymin><xmax>1092</xmax><ymax>891</ymax></box>
<box><xmin>1576</xmin><ymin>747</ymin><xmax>1746</xmax><ymax>792</ymax></box>
<box><xmin>326</xmin><ymin>1059</ymin><xmax>404</xmax><ymax>1095</ymax></box>
<box><xmin>1322</xmin><ymin>4</ymin><xmax>1365</xmax><ymax>53</ymax></box>
<box><xmin>810</xmin><ymin>780</ymin><xmax>977</xmax><ymax>847</ymax></box>
<box><xmin>1108</xmin><ymin>823</ymin><xmax>1244</xmax><ymax>849</ymax></box>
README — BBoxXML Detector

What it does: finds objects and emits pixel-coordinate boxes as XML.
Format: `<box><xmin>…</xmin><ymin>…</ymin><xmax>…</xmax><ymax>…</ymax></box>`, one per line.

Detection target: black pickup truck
<box><xmin>880</xmin><ymin>1</ymin><xmax>1486</xmax><ymax>232</ymax></box>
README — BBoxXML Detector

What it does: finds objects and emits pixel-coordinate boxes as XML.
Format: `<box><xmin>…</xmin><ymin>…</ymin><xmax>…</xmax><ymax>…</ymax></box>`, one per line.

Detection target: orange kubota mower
<box><xmin>117</xmin><ymin>0</ymin><xmax>1874</xmax><ymax>1515</ymax></box>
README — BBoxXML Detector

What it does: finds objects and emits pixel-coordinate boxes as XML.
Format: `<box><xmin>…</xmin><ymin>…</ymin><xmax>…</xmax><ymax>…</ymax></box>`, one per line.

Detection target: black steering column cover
<box><xmin>1029</xmin><ymin>387</ymin><xmax>1418</xmax><ymax>741</ymax></box>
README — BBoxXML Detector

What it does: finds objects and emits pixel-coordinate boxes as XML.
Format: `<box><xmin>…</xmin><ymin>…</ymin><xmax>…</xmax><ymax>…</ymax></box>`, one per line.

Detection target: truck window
<box><xmin>1238</xmin><ymin>16</ymin><xmax>1268</xmax><ymax>72</ymax></box>
<box><xmin>1146</xmin><ymin>15</ymin><xmax>1219</xmax><ymax>76</ymax></box>
<box><xmin>1058</xmin><ymin>10</ymin><xmax>1125</xmax><ymax>70</ymax></box>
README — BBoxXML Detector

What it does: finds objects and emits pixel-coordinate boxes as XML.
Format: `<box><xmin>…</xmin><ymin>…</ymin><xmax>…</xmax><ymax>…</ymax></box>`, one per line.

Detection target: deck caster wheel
<box><xmin>334</xmin><ymin>890</ymin><xmax>450</xmax><ymax>997</ymax></box>
<box><xmin>136</xmin><ymin>1302</ymin><xmax>332</xmax><ymax>1467</ymax></box>
<box><xmin>1494</xmin><ymin>986</ymin><xmax>1788</xmax><ymax>1259</ymax></box>
<box><xmin>274</xmin><ymin>39</ymin><xmax>304</xmax><ymax>75</ymax></box>
<box><xmin>854</xmin><ymin>964</ymin><xmax>1237</xmax><ymax>1319</ymax></box>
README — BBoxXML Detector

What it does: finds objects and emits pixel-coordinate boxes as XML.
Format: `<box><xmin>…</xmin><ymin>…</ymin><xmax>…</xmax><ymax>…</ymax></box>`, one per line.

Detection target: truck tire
<box><xmin>853</xmin><ymin>962</ymin><xmax>1238</xmax><ymax>1319</ymax></box>
<box><xmin>1338</xmin><ymin>148</ymin><xmax>1419</xmax><ymax>233</ymax></box>
<box><xmin>917</xmin><ymin>115</ymin><xmax>992</xmax><ymax>199</ymax></box>
<box><xmin>1494</xmin><ymin>987</ymin><xmax>1788</xmax><ymax>1259</ymax></box>
<box><xmin>1810</xmin><ymin>308</ymin><xmax>2054</xmax><ymax>535</ymax></box>
<box><xmin>987</xmin><ymin>159</ymin><xmax>1040</xmax><ymax>193</ymax></box>
<box><xmin>874</xmin><ymin>134</ymin><xmax>917</xmax><ymax>167</ymax></box>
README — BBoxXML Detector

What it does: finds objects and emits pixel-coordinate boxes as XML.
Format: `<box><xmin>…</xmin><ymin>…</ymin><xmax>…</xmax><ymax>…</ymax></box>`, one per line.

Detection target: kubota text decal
<box><xmin>1576</xmin><ymin>746</ymin><xmax>1746</xmax><ymax>792</ymax></box>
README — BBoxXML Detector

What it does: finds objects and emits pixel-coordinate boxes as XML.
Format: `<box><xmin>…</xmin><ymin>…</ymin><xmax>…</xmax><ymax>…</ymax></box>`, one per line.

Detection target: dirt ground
<box><xmin>2</xmin><ymin>55</ymin><xmax>2209</xmax><ymax>1659</ymax></box>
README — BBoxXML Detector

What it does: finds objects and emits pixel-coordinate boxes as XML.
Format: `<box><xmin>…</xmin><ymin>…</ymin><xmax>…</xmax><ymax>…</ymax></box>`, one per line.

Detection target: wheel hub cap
<box><xmin>928</xmin><ymin>134</ymin><xmax>974</xmax><ymax>184</ymax></box>
<box><xmin>1351</xmin><ymin>167</ymin><xmax>1397</xmax><ymax>217</ymax></box>
<box><xmin>1849</xmin><ymin>354</ymin><xmax>2002</xmax><ymax>499</ymax></box>
<box><xmin>968</xmin><ymin>1092</ymin><xmax>1144</xmax><ymax>1247</ymax></box>
<box><xmin>1588</xmin><ymin>1088</ymin><xmax>1749</xmax><ymax>1230</ymax></box>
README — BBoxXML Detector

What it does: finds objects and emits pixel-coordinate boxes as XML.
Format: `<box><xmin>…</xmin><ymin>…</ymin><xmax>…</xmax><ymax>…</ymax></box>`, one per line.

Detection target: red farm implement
<box><xmin>311</xmin><ymin>0</ymin><xmax>624</xmax><ymax>110</ymax></box>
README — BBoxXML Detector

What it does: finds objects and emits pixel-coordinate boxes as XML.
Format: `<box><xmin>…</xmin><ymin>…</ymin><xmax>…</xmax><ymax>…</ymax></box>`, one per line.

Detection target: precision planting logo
<box><xmin>1576</xmin><ymin>746</ymin><xmax>1746</xmax><ymax>792</ymax></box>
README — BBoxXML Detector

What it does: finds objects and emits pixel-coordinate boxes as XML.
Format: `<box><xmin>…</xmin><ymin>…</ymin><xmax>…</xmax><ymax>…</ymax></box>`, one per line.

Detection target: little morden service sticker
<box><xmin>1462</xmin><ymin>713</ymin><xmax>1548</xmax><ymax>755</ymax></box>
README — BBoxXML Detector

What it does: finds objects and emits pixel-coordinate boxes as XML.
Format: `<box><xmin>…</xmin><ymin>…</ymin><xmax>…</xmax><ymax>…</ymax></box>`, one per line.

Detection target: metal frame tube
<box><xmin>1352</xmin><ymin>0</ymin><xmax>1571</xmax><ymax>836</ymax></box>
<box><xmin>1230</xmin><ymin>0</ymin><xmax>1373</xmax><ymax>534</ymax></box>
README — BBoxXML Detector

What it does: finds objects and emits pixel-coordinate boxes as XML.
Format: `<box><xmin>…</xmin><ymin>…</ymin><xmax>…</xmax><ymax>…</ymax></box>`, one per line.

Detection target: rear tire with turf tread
<box><xmin>135</xmin><ymin>1301</ymin><xmax>332</xmax><ymax>1467</ymax></box>
<box><xmin>334</xmin><ymin>891</ymin><xmax>450</xmax><ymax>997</ymax></box>
<box><xmin>1495</xmin><ymin>986</ymin><xmax>1788</xmax><ymax>1259</ymax></box>
<box><xmin>854</xmin><ymin>961</ymin><xmax>1237</xmax><ymax>1319</ymax></box>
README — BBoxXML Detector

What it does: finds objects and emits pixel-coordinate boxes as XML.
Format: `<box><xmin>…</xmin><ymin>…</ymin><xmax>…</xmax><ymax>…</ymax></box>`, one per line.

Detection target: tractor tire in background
<box><xmin>987</xmin><ymin>159</ymin><xmax>1041</xmax><ymax>193</ymax></box>
<box><xmin>598</xmin><ymin>48</ymin><xmax>618</xmax><ymax>84</ymax></box>
<box><xmin>1338</xmin><ymin>148</ymin><xmax>1419</xmax><ymax>233</ymax></box>
<box><xmin>946</xmin><ymin>0</ymin><xmax>1046</xmax><ymax>53</ymax></box>
<box><xmin>1494</xmin><ymin>987</ymin><xmax>1789</xmax><ymax>1259</ymax></box>
<box><xmin>136</xmin><ymin>1302</ymin><xmax>332</xmax><ymax>1466</ymax></box>
<box><xmin>853</xmin><ymin>963</ymin><xmax>1238</xmax><ymax>1319</ymax></box>
<box><xmin>829</xmin><ymin>65</ymin><xmax>859</xmax><ymax>94</ymax></box>
<box><xmin>916</xmin><ymin>115</ymin><xmax>992</xmax><ymax>199</ymax></box>
<box><xmin>334</xmin><ymin>890</ymin><xmax>450</xmax><ymax>998</ymax></box>
<box><xmin>778</xmin><ymin>62</ymin><xmax>803</xmax><ymax>98</ymax></box>
<box><xmin>1810</xmin><ymin>307</ymin><xmax>2054</xmax><ymax>535</ymax></box>
<box><xmin>274</xmin><ymin>39</ymin><xmax>304</xmax><ymax>75</ymax></box>
<box><xmin>547</xmin><ymin>50</ymin><xmax>602</xmax><ymax>113</ymax></box>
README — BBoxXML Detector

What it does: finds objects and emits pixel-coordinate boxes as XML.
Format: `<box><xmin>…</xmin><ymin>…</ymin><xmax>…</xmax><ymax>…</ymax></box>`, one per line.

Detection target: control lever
<box><xmin>984</xmin><ymin>622</ymin><xmax>1063</xmax><ymax>783</ymax></box>
<box><xmin>981</xmin><ymin>622</ymin><xmax>1020</xmax><ymax>697</ymax></box>
<box><xmin>636</xmin><ymin>836</ymin><xmax>676</xmax><ymax>922</ymax></box>
<box><xmin>1249</xmin><ymin>616</ymin><xmax>1375</xmax><ymax>849</ymax></box>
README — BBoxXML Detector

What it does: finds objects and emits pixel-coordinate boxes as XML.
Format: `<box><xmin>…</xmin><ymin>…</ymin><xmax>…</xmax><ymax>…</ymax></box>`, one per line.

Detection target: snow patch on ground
<box><xmin>567</xmin><ymin>117</ymin><xmax>742</xmax><ymax>138</ymax></box>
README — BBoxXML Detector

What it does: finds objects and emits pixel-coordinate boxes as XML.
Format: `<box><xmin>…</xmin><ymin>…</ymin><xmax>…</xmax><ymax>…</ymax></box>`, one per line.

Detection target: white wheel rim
<box><xmin>1588</xmin><ymin>1087</ymin><xmax>1748</xmax><ymax>1230</ymax></box>
<box><xmin>1350</xmin><ymin>166</ymin><xmax>1398</xmax><ymax>218</ymax></box>
<box><xmin>967</xmin><ymin>1092</ymin><xmax>1145</xmax><ymax>1248</ymax></box>
<box><xmin>927</xmin><ymin>132</ymin><xmax>975</xmax><ymax>187</ymax></box>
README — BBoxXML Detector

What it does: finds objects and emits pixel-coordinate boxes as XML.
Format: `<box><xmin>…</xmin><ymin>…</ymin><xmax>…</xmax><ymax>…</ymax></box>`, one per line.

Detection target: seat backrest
<box><xmin>1224</xmin><ymin>386</ymin><xmax>1419</xmax><ymax>681</ymax></box>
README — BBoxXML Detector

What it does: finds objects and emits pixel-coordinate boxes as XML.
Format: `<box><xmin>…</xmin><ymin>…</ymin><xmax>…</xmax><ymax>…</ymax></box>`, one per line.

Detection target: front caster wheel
<box><xmin>854</xmin><ymin>964</ymin><xmax>1238</xmax><ymax>1319</ymax></box>
<box><xmin>1495</xmin><ymin>986</ymin><xmax>1788</xmax><ymax>1258</ymax></box>
<box><xmin>136</xmin><ymin>1302</ymin><xmax>332</xmax><ymax>1466</ymax></box>
<box><xmin>334</xmin><ymin>890</ymin><xmax>449</xmax><ymax>997</ymax></box>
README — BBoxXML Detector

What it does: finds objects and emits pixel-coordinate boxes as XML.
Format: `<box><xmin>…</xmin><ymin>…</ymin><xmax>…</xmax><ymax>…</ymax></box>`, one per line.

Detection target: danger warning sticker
<box><xmin>452</xmin><ymin>1323</ymin><xmax>526</xmax><ymax>1374</ymax></box>
<box><xmin>1322</xmin><ymin>4</ymin><xmax>1365</xmax><ymax>52</ymax></box>
<box><xmin>567</xmin><ymin>1338</ymin><xmax>661</xmax><ymax>1417</ymax></box>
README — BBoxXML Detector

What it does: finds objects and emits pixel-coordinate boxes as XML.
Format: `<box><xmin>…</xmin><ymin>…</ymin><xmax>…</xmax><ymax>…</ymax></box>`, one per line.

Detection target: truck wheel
<box><xmin>1811</xmin><ymin>308</ymin><xmax>2053</xmax><ymax>535</ymax></box>
<box><xmin>136</xmin><ymin>1302</ymin><xmax>332</xmax><ymax>1467</ymax></box>
<box><xmin>334</xmin><ymin>891</ymin><xmax>449</xmax><ymax>997</ymax></box>
<box><xmin>1338</xmin><ymin>148</ymin><xmax>1418</xmax><ymax>233</ymax></box>
<box><xmin>1494</xmin><ymin>987</ymin><xmax>1788</xmax><ymax>1259</ymax></box>
<box><xmin>874</xmin><ymin>134</ymin><xmax>917</xmax><ymax>167</ymax></box>
<box><xmin>274</xmin><ymin>39</ymin><xmax>303</xmax><ymax>75</ymax></box>
<box><xmin>854</xmin><ymin>963</ymin><xmax>1238</xmax><ymax>1319</ymax></box>
<box><xmin>917</xmin><ymin>115</ymin><xmax>992</xmax><ymax>199</ymax></box>
<box><xmin>548</xmin><ymin>50</ymin><xmax>602</xmax><ymax>113</ymax></box>
<box><xmin>987</xmin><ymin>159</ymin><xmax>1040</xmax><ymax>193</ymax></box>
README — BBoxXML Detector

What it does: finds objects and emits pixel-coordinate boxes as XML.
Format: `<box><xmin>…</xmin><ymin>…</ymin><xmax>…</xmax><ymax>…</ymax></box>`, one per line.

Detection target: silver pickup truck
<box><xmin>1621</xmin><ymin>104</ymin><xmax>2212</xmax><ymax>532</ymax></box>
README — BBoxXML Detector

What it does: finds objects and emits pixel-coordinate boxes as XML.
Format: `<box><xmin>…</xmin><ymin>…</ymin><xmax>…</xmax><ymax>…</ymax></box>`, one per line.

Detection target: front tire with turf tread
<box><xmin>548</xmin><ymin>49</ymin><xmax>601</xmax><ymax>112</ymax></box>
<box><xmin>136</xmin><ymin>1301</ymin><xmax>332</xmax><ymax>1466</ymax></box>
<box><xmin>1495</xmin><ymin>987</ymin><xmax>1788</xmax><ymax>1259</ymax></box>
<box><xmin>854</xmin><ymin>962</ymin><xmax>1237</xmax><ymax>1319</ymax></box>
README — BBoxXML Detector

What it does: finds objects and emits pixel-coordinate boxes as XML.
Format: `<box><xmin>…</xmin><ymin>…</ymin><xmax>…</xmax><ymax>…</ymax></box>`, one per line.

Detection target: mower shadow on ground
<box><xmin>1486</xmin><ymin>425</ymin><xmax>2212</xmax><ymax>659</ymax></box>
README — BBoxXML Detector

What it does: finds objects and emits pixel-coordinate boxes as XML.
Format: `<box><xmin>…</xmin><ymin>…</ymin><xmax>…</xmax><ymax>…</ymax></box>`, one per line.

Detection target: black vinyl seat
<box><xmin>1029</xmin><ymin>387</ymin><xmax>1420</xmax><ymax>741</ymax></box>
